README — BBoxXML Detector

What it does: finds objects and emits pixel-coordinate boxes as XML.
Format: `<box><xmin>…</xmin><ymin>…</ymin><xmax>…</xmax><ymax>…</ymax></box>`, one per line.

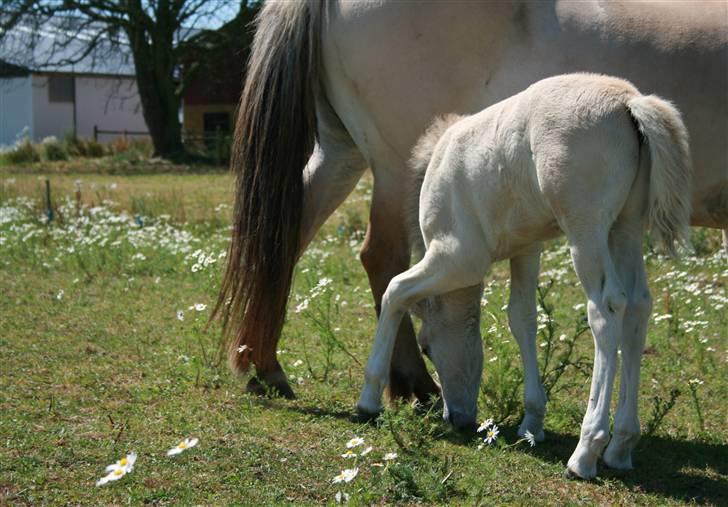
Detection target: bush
<box><xmin>2</xmin><ymin>138</ymin><xmax>40</xmax><ymax>164</ymax></box>
<box><xmin>41</xmin><ymin>137</ymin><xmax>69</xmax><ymax>161</ymax></box>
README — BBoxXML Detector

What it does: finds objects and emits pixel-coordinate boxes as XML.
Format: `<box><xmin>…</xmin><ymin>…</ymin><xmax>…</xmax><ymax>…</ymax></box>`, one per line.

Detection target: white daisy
<box><xmin>484</xmin><ymin>425</ymin><xmax>499</xmax><ymax>445</ymax></box>
<box><xmin>193</xmin><ymin>303</ymin><xmax>207</xmax><ymax>312</ymax></box>
<box><xmin>332</xmin><ymin>467</ymin><xmax>358</xmax><ymax>484</ymax></box>
<box><xmin>176</xmin><ymin>310</ymin><xmax>184</xmax><ymax>321</ymax></box>
<box><xmin>341</xmin><ymin>450</ymin><xmax>357</xmax><ymax>459</ymax></box>
<box><xmin>524</xmin><ymin>430</ymin><xmax>536</xmax><ymax>447</ymax></box>
<box><xmin>237</xmin><ymin>344</ymin><xmax>249</xmax><ymax>354</ymax></box>
<box><xmin>335</xmin><ymin>491</ymin><xmax>350</xmax><ymax>503</ymax></box>
<box><xmin>477</xmin><ymin>418</ymin><xmax>494</xmax><ymax>433</ymax></box>
<box><xmin>96</xmin><ymin>453</ymin><xmax>136</xmax><ymax>486</ymax></box>
<box><xmin>167</xmin><ymin>437</ymin><xmax>199</xmax><ymax>456</ymax></box>
<box><xmin>360</xmin><ymin>446</ymin><xmax>373</xmax><ymax>456</ymax></box>
<box><xmin>56</xmin><ymin>289</ymin><xmax>64</xmax><ymax>301</ymax></box>
<box><xmin>383</xmin><ymin>452</ymin><xmax>398</xmax><ymax>461</ymax></box>
<box><xmin>346</xmin><ymin>437</ymin><xmax>364</xmax><ymax>449</ymax></box>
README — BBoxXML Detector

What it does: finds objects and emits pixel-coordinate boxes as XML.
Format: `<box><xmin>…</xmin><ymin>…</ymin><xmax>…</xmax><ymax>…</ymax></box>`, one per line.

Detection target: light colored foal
<box><xmin>357</xmin><ymin>74</ymin><xmax>692</xmax><ymax>479</ymax></box>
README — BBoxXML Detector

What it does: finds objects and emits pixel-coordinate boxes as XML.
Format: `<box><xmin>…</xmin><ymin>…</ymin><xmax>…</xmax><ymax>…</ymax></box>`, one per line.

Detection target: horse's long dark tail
<box><xmin>213</xmin><ymin>1</ymin><xmax>320</xmax><ymax>374</ymax></box>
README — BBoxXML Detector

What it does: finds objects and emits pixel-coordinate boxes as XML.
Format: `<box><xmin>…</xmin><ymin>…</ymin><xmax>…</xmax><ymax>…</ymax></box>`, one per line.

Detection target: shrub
<box><xmin>41</xmin><ymin>137</ymin><xmax>69</xmax><ymax>161</ymax></box>
<box><xmin>2</xmin><ymin>138</ymin><xmax>40</xmax><ymax>164</ymax></box>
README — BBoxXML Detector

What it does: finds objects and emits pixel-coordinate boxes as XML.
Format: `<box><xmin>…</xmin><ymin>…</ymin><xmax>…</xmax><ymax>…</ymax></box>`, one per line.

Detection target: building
<box><xmin>0</xmin><ymin>19</ymin><xmax>149</xmax><ymax>147</ymax></box>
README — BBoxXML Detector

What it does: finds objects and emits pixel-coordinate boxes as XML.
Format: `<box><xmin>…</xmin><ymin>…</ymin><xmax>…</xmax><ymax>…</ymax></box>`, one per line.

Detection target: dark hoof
<box><xmin>354</xmin><ymin>408</ymin><xmax>382</xmax><ymax>425</ymax></box>
<box><xmin>563</xmin><ymin>468</ymin><xmax>589</xmax><ymax>481</ymax></box>
<box><xmin>246</xmin><ymin>376</ymin><xmax>296</xmax><ymax>399</ymax></box>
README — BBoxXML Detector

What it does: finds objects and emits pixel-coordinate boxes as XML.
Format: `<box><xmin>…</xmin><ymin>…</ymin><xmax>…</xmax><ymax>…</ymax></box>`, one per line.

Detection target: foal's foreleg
<box><xmin>566</xmin><ymin>234</ymin><xmax>626</xmax><ymax>480</ymax></box>
<box><xmin>360</xmin><ymin>183</ymin><xmax>440</xmax><ymax>406</ymax></box>
<box><xmin>508</xmin><ymin>246</ymin><xmax>547</xmax><ymax>442</ymax></box>
<box><xmin>603</xmin><ymin>226</ymin><xmax>652</xmax><ymax>470</ymax></box>
<box><xmin>357</xmin><ymin>248</ymin><xmax>465</xmax><ymax>415</ymax></box>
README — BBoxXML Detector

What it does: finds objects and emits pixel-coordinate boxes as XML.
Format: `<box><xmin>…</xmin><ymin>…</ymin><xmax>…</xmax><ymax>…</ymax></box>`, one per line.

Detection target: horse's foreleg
<box><xmin>603</xmin><ymin>224</ymin><xmax>651</xmax><ymax>471</ymax></box>
<box><xmin>508</xmin><ymin>245</ymin><xmax>547</xmax><ymax>442</ymax></box>
<box><xmin>249</xmin><ymin>133</ymin><xmax>367</xmax><ymax>398</ymax></box>
<box><xmin>566</xmin><ymin>232</ymin><xmax>626</xmax><ymax>480</ymax></box>
<box><xmin>360</xmin><ymin>184</ymin><xmax>440</xmax><ymax>406</ymax></box>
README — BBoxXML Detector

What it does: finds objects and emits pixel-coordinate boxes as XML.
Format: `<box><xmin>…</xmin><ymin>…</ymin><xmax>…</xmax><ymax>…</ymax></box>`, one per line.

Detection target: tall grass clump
<box><xmin>1</xmin><ymin>138</ymin><xmax>41</xmax><ymax>164</ymax></box>
<box><xmin>41</xmin><ymin>137</ymin><xmax>69</xmax><ymax>161</ymax></box>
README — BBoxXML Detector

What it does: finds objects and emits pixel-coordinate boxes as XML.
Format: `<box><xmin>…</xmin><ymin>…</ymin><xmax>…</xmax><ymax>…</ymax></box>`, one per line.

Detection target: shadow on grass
<box><xmin>245</xmin><ymin>396</ymin><xmax>726</xmax><ymax>503</ymax></box>
<box><xmin>517</xmin><ymin>427</ymin><xmax>727</xmax><ymax>504</ymax></box>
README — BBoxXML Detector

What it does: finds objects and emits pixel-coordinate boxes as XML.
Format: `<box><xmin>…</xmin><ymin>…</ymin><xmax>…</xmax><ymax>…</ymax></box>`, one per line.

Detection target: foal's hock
<box><xmin>358</xmin><ymin>73</ymin><xmax>692</xmax><ymax>480</ymax></box>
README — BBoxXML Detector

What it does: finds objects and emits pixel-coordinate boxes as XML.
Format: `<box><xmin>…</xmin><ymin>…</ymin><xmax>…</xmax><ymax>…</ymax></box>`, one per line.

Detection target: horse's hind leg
<box><xmin>565</xmin><ymin>229</ymin><xmax>627</xmax><ymax>480</ymax></box>
<box><xmin>360</xmin><ymin>177</ymin><xmax>440</xmax><ymax>405</ymax></box>
<box><xmin>603</xmin><ymin>221</ymin><xmax>652</xmax><ymax>470</ymax></box>
<box><xmin>508</xmin><ymin>245</ymin><xmax>547</xmax><ymax>442</ymax></box>
<box><xmin>248</xmin><ymin>114</ymin><xmax>368</xmax><ymax>398</ymax></box>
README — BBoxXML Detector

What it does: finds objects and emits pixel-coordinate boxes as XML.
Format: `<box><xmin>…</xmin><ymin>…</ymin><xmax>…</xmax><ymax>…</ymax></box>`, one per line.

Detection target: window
<box><xmin>48</xmin><ymin>75</ymin><xmax>74</xmax><ymax>103</ymax></box>
<box><xmin>203</xmin><ymin>112</ymin><xmax>230</xmax><ymax>134</ymax></box>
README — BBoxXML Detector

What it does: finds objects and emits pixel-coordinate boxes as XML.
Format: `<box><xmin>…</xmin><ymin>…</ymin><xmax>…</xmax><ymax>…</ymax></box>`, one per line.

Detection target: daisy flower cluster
<box><xmin>94</xmin><ymin>437</ymin><xmax>198</xmax><ymax>487</ymax></box>
<box><xmin>331</xmin><ymin>435</ymin><xmax>399</xmax><ymax>503</ymax></box>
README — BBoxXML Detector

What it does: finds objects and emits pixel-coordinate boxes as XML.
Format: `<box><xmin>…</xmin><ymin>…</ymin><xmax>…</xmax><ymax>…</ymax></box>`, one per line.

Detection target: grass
<box><xmin>0</xmin><ymin>167</ymin><xmax>726</xmax><ymax>505</ymax></box>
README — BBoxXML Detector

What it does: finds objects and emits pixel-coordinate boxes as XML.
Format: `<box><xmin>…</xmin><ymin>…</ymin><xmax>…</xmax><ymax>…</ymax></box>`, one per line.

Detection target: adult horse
<box><xmin>216</xmin><ymin>1</ymin><xmax>727</xmax><ymax>413</ymax></box>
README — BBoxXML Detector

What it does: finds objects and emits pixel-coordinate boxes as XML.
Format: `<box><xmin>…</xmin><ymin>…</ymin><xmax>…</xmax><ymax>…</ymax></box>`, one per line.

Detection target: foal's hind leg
<box><xmin>508</xmin><ymin>245</ymin><xmax>547</xmax><ymax>442</ymax></box>
<box><xmin>248</xmin><ymin>122</ymin><xmax>368</xmax><ymax>398</ymax></box>
<box><xmin>603</xmin><ymin>222</ymin><xmax>652</xmax><ymax>470</ymax></box>
<box><xmin>565</xmin><ymin>230</ymin><xmax>627</xmax><ymax>480</ymax></box>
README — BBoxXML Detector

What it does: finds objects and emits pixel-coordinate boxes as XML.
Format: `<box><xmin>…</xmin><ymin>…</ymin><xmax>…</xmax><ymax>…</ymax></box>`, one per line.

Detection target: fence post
<box><xmin>45</xmin><ymin>179</ymin><xmax>53</xmax><ymax>223</ymax></box>
<box><xmin>93</xmin><ymin>125</ymin><xmax>98</xmax><ymax>142</ymax></box>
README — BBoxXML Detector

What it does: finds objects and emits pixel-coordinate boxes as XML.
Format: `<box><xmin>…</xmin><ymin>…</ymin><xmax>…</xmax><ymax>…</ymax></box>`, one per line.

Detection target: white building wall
<box><xmin>31</xmin><ymin>74</ymin><xmax>74</xmax><ymax>142</ymax></box>
<box><xmin>75</xmin><ymin>76</ymin><xmax>148</xmax><ymax>142</ymax></box>
<box><xmin>0</xmin><ymin>76</ymin><xmax>33</xmax><ymax>148</ymax></box>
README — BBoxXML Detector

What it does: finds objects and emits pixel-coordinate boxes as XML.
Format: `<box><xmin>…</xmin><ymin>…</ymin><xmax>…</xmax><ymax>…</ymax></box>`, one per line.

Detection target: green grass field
<box><xmin>0</xmin><ymin>164</ymin><xmax>726</xmax><ymax>505</ymax></box>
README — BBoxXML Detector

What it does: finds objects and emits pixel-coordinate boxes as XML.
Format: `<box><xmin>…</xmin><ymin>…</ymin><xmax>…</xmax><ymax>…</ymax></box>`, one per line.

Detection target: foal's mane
<box><xmin>406</xmin><ymin>114</ymin><xmax>465</xmax><ymax>258</ymax></box>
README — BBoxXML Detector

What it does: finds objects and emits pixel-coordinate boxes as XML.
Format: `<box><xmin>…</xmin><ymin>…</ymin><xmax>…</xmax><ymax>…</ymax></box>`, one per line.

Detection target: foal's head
<box><xmin>411</xmin><ymin>284</ymin><xmax>484</xmax><ymax>429</ymax></box>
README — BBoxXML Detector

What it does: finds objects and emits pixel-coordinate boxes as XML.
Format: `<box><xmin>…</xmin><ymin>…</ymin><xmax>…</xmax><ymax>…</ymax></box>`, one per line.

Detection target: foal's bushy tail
<box><xmin>627</xmin><ymin>95</ymin><xmax>692</xmax><ymax>255</ymax></box>
<box><xmin>213</xmin><ymin>1</ymin><xmax>321</xmax><ymax>374</ymax></box>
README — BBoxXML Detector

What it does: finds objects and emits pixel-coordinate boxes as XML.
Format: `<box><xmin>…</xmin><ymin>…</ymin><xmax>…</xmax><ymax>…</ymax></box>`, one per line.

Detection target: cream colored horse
<box><xmin>357</xmin><ymin>73</ymin><xmax>692</xmax><ymax>479</ymax></box>
<box><xmin>217</xmin><ymin>0</ymin><xmax>727</xmax><ymax>437</ymax></box>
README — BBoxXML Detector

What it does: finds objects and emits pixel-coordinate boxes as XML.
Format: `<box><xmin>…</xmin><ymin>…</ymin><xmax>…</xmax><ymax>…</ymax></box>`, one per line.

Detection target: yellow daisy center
<box><xmin>178</xmin><ymin>442</ymin><xmax>187</xmax><ymax>449</ymax></box>
<box><xmin>119</xmin><ymin>458</ymin><xmax>127</xmax><ymax>466</ymax></box>
<box><xmin>114</xmin><ymin>469</ymin><xmax>124</xmax><ymax>476</ymax></box>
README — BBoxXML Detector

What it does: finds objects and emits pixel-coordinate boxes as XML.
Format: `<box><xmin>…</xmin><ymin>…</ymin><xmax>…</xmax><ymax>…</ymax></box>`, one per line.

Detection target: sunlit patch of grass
<box><xmin>0</xmin><ymin>168</ymin><xmax>725</xmax><ymax>504</ymax></box>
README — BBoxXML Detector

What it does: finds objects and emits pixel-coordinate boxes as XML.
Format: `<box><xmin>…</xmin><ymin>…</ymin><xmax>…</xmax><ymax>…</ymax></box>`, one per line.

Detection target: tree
<box><xmin>0</xmin><ymin>0</ymin><xmax>259</xmax><ymax>158</ymax></box>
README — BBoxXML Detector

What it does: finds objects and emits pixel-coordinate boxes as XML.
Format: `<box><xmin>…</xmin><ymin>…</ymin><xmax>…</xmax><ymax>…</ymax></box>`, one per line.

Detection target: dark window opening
<box><xmin>48</xmin><ymin>75</ymin><xmax>74</xmax><ymax>103</ymax></box>
<box><xmin>203</xmin><ymin>112</ymin><xmax>230</xmax><ymax>135</ymax></box>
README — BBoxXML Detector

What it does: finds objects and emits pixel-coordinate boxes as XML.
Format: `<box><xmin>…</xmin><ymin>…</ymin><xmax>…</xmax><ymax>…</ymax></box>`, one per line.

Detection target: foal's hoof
<box><xmin>563</xmin><ymin>467</ymin><xmax>590</xmax><ymax>481</ymax></box>
<box><xmin>245</xmin><ymin>376</ymin><xmax>296</xmax><ymax>399</ymax></box>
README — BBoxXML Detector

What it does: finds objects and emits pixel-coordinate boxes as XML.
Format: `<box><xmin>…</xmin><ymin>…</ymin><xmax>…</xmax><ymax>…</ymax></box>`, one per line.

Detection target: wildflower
<box><xmin>191</xmin><ymin>264</ymin><xmax>201</xmax><ymax>273</ymax></box>
<box><xmin>292</xmin><ymin>359</ymin><xmax>304</xmax><ymax>367</ymax></box>
<box><xmin>96</xmin><ymin>453</ymin><xmax>136</xmax><ymax>486</ymax></box>
<box><xmin>573</xmin><ymin>303</ymin><xmax>585</xmax><ymax>311</ymax></box>
<box><xmin>56</xmin><ymin>289</ymin><xmax>64</xmax><ymax>301</ymax></box>
<box><xmin>383</xmin><ymin>452</ymin><xmax>398</xmax><ymax>461</ymax></box>
<box><xmin>332</xmin><ymin>468</ymin><xmax>358</xmax><ymax>484</ymax></box>
<box><xmin>176</xmin><ymin>310</ymin><xmax>184</xmax><ymax>321</ymax></box>
<box><xmin>193</xmin><ymin>303</ymin><xmax>206</xmax><ymax>312</ymax></box>
<box><xmin>167</xmin><ymin>437</ymin><xmax>199</xmax><ymax>456</ymax></box>
<box><xmin>559</xmin><ymin>334</ymin><xmax>567</xmax><ymax>342</ymax></box>
<box><xmin>524</xmin><ymin>430</ymin><xmax>536</xmax><ymax>447</ymax></box>
<box><xmin>346</xmin><ymin>437</ymin><xmax>364</xmax><ymax>449</ymax></box>
<box><xmin>477</xmin><ymin>419</ymin><xmax>494</xmax><ymax>433</ymax></box>
<box><xmin>335</xmin><ymin>491</ymin><xmax>350</xmax><ymax>503</ymax></box>
<box><xmin>237</xmin><ymin>344</ymin><xmax>249</xmax><ymax>354</ymax></box>
<box><xmin>341</xmin><ymin>450</ymin><xmax>357</xmax><ymax>459</ymax></box>
<box><xmin>294</xmin><ymin>298</ymin><xmax>309</xmax><ymax>313</ymax></box>
<box><xmin>483</xmin><ymin>425</ymin><xmax>499</xmax><ymax>445</ymax></box>
<box><xmin>360</xmin><ymin>446</ymin><xmax>373</xmax><ymax>456</ymax></box>
<box><xmin>688</xmin><ymin>378</ymin><xmax>704</xmax><ymax>386</ymax></box>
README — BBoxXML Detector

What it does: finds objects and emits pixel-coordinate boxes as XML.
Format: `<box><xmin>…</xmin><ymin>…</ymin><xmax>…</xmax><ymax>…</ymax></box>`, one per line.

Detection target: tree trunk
<box><xmin>125</xmin><ymin>15</ymin><xmax>183</xmax><ymax>158</ymax></box>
